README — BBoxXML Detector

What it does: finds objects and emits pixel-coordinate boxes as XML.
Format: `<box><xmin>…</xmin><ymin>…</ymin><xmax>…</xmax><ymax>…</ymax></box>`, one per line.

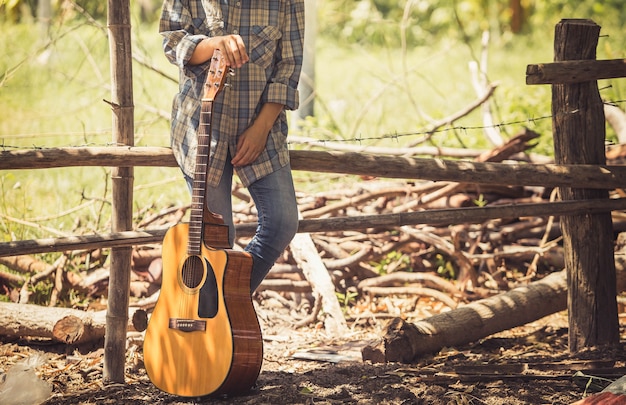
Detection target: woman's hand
<box><xmin>231</xmin><ymin>123</ymin><xmax>270</xmax><ymax>167</ymax></box>
<box><xmin>189</xmin><ymin>35</ymin><xmax>249</xmax><ymax>68</ymax></box>
<box><xmin>231</xmin><ymin>103</ymin><xmax>284</xmax><ymax>167</ymax></box>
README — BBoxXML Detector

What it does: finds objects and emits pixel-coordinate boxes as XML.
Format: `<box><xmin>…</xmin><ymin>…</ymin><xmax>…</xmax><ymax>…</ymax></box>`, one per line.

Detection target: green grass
<box><xmin>309</xmin><ymin>36</ymin><xmax>554</xmax><ymax>145</ymax></box>
<box><xmin>0</xmin><ymin>19</ymin><xmax>185</xmax><ymax>241</ymax></box>
<box><xmin>1</xmin><ymin>17</ymin><xmax>625</xmax><ymax>243</ymax></box>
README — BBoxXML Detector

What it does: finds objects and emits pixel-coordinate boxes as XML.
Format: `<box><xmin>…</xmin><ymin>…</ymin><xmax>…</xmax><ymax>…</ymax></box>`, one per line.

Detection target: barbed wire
<box><xmin>294</xmin><ymin>113</ymin><xmax>554</xmax><ymax>146</ymax></box>
<box><xmin>291</xmin><ymin>98</ymin><xmax>626</xmax><ymax>146</ymax></box>
<box><xmin>1</xmin><ymin>99</ymin><xmax>625</xmax><ymax>151</ymax></box>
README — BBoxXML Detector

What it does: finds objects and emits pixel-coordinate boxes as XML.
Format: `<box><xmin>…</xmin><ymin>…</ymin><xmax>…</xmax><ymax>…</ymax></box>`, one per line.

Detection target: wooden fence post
<box><xmin>551</xmin><ymin>19</ymin><xmax>619</xmax><ymax>351</ymax></box>
<box><xmin>105</xmin><ymin>0</ymin><xmax>134</xmax><ymax>383</ymax></box>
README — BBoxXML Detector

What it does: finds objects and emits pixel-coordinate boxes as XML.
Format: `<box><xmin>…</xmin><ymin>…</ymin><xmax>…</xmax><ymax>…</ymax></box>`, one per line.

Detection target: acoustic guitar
<box><xmin>143</xmin><ymin>50</ymin><xmax>263</xmax><ymax>398</ymax></box>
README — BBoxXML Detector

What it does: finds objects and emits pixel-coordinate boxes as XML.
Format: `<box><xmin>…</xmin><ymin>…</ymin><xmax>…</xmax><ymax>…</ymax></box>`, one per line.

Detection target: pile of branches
<box><xmin>0</xmin><ymin>133</ymin><xmax>621</xmax><ymax>295</ymax></box>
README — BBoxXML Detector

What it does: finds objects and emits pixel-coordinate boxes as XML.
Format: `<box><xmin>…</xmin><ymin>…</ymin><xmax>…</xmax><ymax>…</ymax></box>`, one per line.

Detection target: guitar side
<box><xmin>215</xmin><ymin>245</ymin><xmax>263</xmax><ymax>395</ymax></box>
<box><xmin>143</xmin><ymin>223</ymin><xmax>262</xmax><ymax>397</ymax></box>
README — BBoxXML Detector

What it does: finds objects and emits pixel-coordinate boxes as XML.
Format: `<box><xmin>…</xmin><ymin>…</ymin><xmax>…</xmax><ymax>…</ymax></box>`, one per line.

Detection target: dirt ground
<box><xmin>1</xmin><ymin>293</ymin><xmax>625</xmax><ymax>405</ymax></box>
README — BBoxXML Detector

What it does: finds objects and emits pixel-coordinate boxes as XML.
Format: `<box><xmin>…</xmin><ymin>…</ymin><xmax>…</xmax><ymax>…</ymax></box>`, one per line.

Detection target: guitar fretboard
<box><xmin>188</xmin><ymin>102</ymin><xmax>213</xmax><ymax>256</ymax></box>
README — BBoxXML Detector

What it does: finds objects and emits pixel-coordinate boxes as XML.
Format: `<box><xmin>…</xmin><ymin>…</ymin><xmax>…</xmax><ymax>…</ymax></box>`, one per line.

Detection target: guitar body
<box><xmin>143</xmin><ymin>223</ymin><xmax>262</xmax><ymax>397</ymax></box>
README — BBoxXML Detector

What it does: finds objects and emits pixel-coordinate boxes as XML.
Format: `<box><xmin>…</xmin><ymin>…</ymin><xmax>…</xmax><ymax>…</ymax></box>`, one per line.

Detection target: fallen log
<box><xmin>257</xmin><ymin>278</ymin><xmax>311</xmax><ymax>293</ymax></box>
<box><xmin>357</xmin><ymin>271</ymin><xmax>461</xmax><ymax>297</ymax></box>
<box><xmin>361</xmin><ymin>270</ymin><xmax>567</xmax><ymax>363</ymax></box>
<box><xmin>289</xmin><ymin>225</ymin><xmax>349</xmax><ymax>336</ymax></box>
<box><xmin>363</xmin><ymin>286</ymin><xmax>458</xmax><ymax>309</ymax></box>
<box><xmin>0</xmin><ymin>301</ymin><xmax>147</xmax><ymax>344</ymax></box>
<box><xmin>0</xmin><ymin>255</ymin><xmax>50</xmax><ymax>273</ymax></box>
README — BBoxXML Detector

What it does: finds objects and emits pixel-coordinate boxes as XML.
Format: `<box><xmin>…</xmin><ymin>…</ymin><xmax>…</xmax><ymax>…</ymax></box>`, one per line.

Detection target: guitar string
<box><xmin>181</xmin><ymin>95</ymin><xmax>214</xmax><ymax>320</ymax></box>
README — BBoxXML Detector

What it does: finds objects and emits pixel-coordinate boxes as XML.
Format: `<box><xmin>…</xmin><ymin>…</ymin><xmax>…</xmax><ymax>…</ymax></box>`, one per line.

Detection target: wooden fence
<box><xmin>1</xmin><ymin>17</ymin><xmax>625</xmax><ymax>376</ymax></box>
<box><xmin>2</xmin><ymin>148</ymin><xmax>625</xmax><ymax>255</ymax></box>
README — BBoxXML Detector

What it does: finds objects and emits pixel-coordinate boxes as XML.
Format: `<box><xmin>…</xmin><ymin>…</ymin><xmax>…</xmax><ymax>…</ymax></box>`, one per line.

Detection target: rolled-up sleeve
<box><xmin>159</xmin><ymin>0</ymin><xmax>210</xmax><ymax>77</ymax></box>
<box><xmin>263</xmin><ymin>0</ymin><xmax>305</xmax><ymax>110</ymax></box>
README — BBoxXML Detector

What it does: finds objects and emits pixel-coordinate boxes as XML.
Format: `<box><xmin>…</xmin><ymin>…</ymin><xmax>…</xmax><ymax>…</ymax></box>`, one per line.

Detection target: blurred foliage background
<box><xmin>1</xmin><ymin>0</ymin><xmax>625</xmax><ymax>243</ymax></box>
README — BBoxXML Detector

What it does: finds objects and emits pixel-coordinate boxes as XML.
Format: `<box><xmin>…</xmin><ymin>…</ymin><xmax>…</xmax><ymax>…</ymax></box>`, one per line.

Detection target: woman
<box><xmin>159</xmin><ymin>0</ymin><xmax>305</xmax><ymax>291</ymax></box>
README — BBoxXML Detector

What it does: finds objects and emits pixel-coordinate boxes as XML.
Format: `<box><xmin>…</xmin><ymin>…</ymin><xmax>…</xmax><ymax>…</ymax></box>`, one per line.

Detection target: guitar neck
<box><xmin>188</xmin><ymin>50</ymin><xmax>230</xmax><ymax>256</ymax></box>
<box><xmin>188</xmin><ymin>100</ymin><xmax>213</xmax><ymax>256</ymax></box>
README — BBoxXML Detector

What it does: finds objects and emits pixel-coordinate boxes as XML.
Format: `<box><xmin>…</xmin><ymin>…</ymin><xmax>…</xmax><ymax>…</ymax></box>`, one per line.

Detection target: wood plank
<box><xmin>526</xmin><ymin>58</ymin><xmax>626</xmax><ymax>85</ymax></box>
<box><xmin>290</xmin><ymin>150</ymin><xmax>626</xmax><ymax>189</ymax></box>
<box><xmin>0</xmin><ymin>146</ymin><xmax>178</xmax><ymax>169</ymax></box>
<box><xmin>105</xmin><ymin>0</ymin><xmax>135</xmax><ymax>383</ymax></box>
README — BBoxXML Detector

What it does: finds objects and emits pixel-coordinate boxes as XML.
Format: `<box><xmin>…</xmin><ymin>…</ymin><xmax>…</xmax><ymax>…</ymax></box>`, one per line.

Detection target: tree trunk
<box><xmin>509</xmin><ymin>0</ymin><xmax>524</xmax><ymax>33</ymax></box>
<box><xmin>362</xmin><ymin>270</ymin><xmax>567</xmax><ymax>363</ymax></box>
<box><xmin>36</xmin><ymin>0</ymin><xmax>51</xmax><ymax>41</ymax></box>
<box><xmin>295</xmin><ymin>0</ymin><xmax>315</xmax><ymax>119</ymax></box>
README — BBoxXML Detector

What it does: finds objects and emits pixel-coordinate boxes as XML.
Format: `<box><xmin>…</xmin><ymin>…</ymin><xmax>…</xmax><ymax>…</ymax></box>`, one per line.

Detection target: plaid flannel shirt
<box><xmin>159</xmin><ymin>0</ymin><xmax>304</xmax><ymax>187</ymax></box>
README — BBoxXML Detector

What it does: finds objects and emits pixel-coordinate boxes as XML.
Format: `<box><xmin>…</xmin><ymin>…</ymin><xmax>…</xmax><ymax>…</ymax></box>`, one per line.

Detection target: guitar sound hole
<box><xmin>180</xmin><ymin>256</ymin><xmax>219</xmax><ymax>318</ymax></box>
<box><xmin>181</xmin><ymin>256</ymin><xmax>205</xmax><ymax>289</ymax></box>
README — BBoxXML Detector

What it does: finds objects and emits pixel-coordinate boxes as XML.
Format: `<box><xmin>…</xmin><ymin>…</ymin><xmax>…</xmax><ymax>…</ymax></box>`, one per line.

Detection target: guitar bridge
<box><xmin>169</xmin><ymin>318</ymin><xmax>207</xmax><ymax>332</ymax></box>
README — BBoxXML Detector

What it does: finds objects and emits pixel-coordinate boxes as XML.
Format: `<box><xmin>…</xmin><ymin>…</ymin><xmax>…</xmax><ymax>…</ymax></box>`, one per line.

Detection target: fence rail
<box><xmin>1</xmin><ymin>198</ymin><xmax>625</xmax><ymax>257</ymax></box>
<box><xmin>1</xmin><ymin>146</ymin><xmax>625</xmax><ymax>187</ymax></box>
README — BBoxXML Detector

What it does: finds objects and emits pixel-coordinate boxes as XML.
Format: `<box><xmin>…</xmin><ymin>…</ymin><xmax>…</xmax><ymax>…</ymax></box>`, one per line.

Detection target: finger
<box><xmin>233</xmin><ymin>148</ymin><xmax>256</xmax><ymax>167</ymax></box>
<box><xmin>232</xmin><ymin>154</ymin><xmax>249</xmax><ymax>167</ymax></box>
<box><xmin>224</xmin><ymin>45</ymin><xmax>238</xmax><ymax>67</ymax></box>
<box><xmin>233</xmin><ymin>35</ymin><xmax>249</xmax><ymax>61</ymax></box>
<box><xmin>231</xmin><ymin>145</ymin><xmax>247</xmax><ymax>166</ymax></box>
<box><xmin>226</xmin><ymin>36</ymin><xmax>248</xmax><ymax>67</ymax></box>
<box><xmin>216</xmin><ymin>37</ymin><xmax>237</xmax><ymax>67</ymax></box>
<box><xmin>229</xmin><ymin>49</ymin><xmax>244</xmax><ymax>68</ymax></box>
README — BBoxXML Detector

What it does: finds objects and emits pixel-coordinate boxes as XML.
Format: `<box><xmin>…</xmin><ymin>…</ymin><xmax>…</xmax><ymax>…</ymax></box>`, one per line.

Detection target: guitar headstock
<box><xmin>202</xmin><ymin>49</ymin><xmax>232</xmax><ymax>101</ymax></box>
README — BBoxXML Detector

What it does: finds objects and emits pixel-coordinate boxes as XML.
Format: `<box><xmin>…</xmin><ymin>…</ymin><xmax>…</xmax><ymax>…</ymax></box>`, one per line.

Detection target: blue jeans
<box><xmin>185</xmin><ymin>161</ymin><xmax>298</xmax><ymax>292</ymax></box>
